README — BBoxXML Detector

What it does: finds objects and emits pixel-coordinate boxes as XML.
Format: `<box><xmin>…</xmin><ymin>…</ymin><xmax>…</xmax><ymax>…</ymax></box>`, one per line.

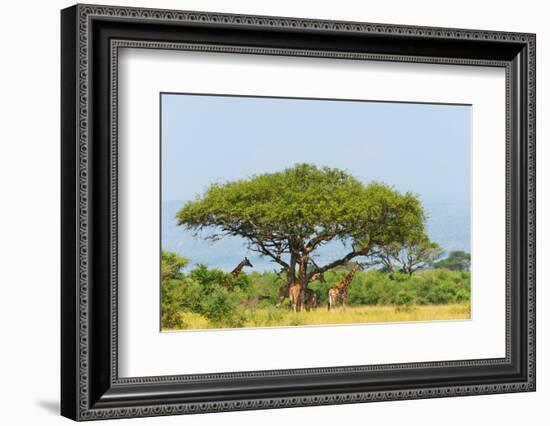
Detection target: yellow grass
<box><xmin>163</xmin><ymin>303</ymin><xmax>470</xmax><ymax>331</ymax></box>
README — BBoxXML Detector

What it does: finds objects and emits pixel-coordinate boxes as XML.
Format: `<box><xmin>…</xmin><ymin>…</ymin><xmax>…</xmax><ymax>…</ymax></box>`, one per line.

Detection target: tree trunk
<box><xmin>298</xmin><ymin>255</ymin><xmax>309</xmax><ymax>312</ymax></box>
<box><xmin>389</xmin><ymin>259</ymin><xmax>397</xmax><ymax>274</ymax></box>
<box><xmin>287</xmin><ymin>251</ymin><xmax>297</xmax><ymax>284</ymax></box>
<box><xmin>299</xmin><ymin>255</ymin><xmax>308</xmax><ymax>286</ymax></box>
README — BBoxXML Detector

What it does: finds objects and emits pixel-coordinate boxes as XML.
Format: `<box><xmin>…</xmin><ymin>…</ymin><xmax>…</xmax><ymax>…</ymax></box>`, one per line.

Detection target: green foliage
<box><xmin>161</xmin><ymin>251</ymin><xmax>189</xmax><ymax>280</ymax></box>
<box><xmin>186</xmin><ymin>265</ymin><xmax>245</xmax><ymax>326</ymax></box>
<box><xmin>176</xmin><ymin>163</ymin><xmax>427</xmax><ymax>281</ymax></box>
<box><xmin>345</xmin><ymin>269</ymin><xmax>470</xmax><ymax>306</ymax></box>
<box><xmin>164</xmin><ymin>163</ymin><xmax>466</xmax><ymax>330</ymax></box>
<box><xmin>161</xmin><ymin>261</ymin><xmax>248</xmax><ymax>329</ymax></box>
<box><xmin>160</xmin><ymin>252</ymin><xmax>191</xmax><ymax>328</ymax></box>
<box><xmin>161</xmin><ymin>277</ymin><xmax>190</xmax><ymax>329</ymax></box>
<box><xmin>394</xmin><ymin>290</ymin><xmax>414</xmax><ymax>307</ymax></box>
<box><xmin>161</xmin><ymin>261</ymin><xmax>471</xmax><ymax>329</ymax></box>
<box><xmin>201</xmin><ymin>287</ymin><xmax>243</xmax><ymax>326</ymax></box>
<box><xmin>371</xmin><ymin>236</ymin><xmax>442</xmax><ymax>276</ymax></box>
<box><xmin>399</xmin><ymin>239</ymin><xmax>443</xmax><ymax>275</ymax></box>
<box><xmin>243</xmin><ymin>271</ymin><xmax>282</xmax><ymax>306</ymax></box>
<box><xmin>432</xmin><ymin>251</ymin><xmax>471</xmax><ymax>271</ymax></box>
<box><xmin>189</xmin><ymin>264</ymin><xmax>227</xmax><ymax>291</ymax></box>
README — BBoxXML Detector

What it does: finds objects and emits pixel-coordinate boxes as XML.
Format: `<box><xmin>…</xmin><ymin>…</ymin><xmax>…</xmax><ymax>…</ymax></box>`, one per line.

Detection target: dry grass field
<box><xmin>163</xmin><ymin>303</ymin><xmax>470</xmax><ymax>331</ymax></box>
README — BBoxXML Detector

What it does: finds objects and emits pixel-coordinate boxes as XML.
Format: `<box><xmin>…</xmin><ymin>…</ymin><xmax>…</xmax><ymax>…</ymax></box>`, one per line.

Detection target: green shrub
<box><xmin>345</xmin><ymin>268</ymin><xmax>470</xmax><ymax>307</ymax></box>
<box><xmin>161</xmin><ymin>260</ymin><xmax>471</xmax><ymax>329</ymax></box>
<box><xmin>393</xmin><ymin>289</ymin><xmax>414</xmax><ymax>306</ymax></box>
<box><xmin>161</xmin><ymin>251</ymin><xmax>189</xmax><ymax>280</ymax></box>
<box><xmin>161</xmin><ymin>278</ymin><xmax>189</xmax><ymax>329</ymax></box>
<box><xmin>189</xmin><ymin>264</ymin><xmax>229</xmax><ymax>291</ymax></box>
<box><xmin>201</xmin><ymin>287</ymin><xmax>242</xmax><ymax>326</ymax></box>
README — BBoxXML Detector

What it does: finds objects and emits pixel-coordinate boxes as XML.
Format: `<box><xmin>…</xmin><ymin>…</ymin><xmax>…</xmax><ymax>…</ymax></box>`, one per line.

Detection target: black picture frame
<box><xmin>61</xmin><ymin>4</ymin><xmax>536</xmax><ymax>421</ymax></box>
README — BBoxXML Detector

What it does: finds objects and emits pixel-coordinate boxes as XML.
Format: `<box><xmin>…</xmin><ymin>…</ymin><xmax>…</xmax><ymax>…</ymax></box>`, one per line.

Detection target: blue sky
<box><xmin>161</xmin><ymin>93</ymin><xmax>471</xmax><ymax>270</ymax></box>
<box><xmin>161</xmin><ymin>93</ymin><xmax>471</xmax><ymax>204</ymax></box>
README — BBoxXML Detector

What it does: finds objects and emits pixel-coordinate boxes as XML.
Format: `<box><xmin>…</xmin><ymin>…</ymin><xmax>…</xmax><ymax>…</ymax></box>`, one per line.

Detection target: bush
<box><xmin>393</xmin><ymin>289</ymin><xmax>414</xmax><ymax>306</ymax></box>
<box><xmin>201</xmin><ymin>287</ymin><xmax>242</xmax><ymax>326</ymax></box>
<box><xmin>161</xmin><ymin>251</ymin><xmax>189</xmax><ymax>280</ymax></box>
<box><xmin>161</xmin><ymin>260</ymin><xmax>471</xmax><ymax>329</ymax></box>
<box><xmin>345</xmin><ymin>268</ymin><xmax>470</xmax><ymax>307</ymax></box>
<box><xmin>161</xmin><ymin>278</ymin><xmax>189</xmax><ymax>329</ymax></box>
<box><xmin>244</xmin><ymin>271</ymin><xmax>282</xmax><ymax>304</ymax></box>
<box><xmin>189</xmin><ymin>264</ymin><xmax>229</xmax><ymax>291</ymax></box>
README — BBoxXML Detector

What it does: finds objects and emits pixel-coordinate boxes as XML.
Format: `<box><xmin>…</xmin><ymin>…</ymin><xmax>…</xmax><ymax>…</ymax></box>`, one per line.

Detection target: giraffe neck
<box><xmin>336</xmin><ymin>267</ymin><xmax>358</xmax><ymax>290</ymax></box>
<box><xmin>308</xmin><ymin>273</ymin><xmax>319</xmax><ymax>282</ymax></box>
<box><xmin>231</xmin><ymin>260</ymin><xmax>246</xmax><ymax>277</ymax></box>
<box><xmin>298</xmin><ymin>257</ymin><xmax>308</xmax><ymax>284</ymax></box>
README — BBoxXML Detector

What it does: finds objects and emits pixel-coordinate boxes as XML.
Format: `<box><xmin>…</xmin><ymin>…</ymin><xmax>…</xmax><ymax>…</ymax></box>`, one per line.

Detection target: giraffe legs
<box><xmin>290</xmin><ymin>285</ymin><xmax>301</xmax><ymax>312</ymax></box>
<box><xmin>328</xmin><ymin>289</ymin><xmax>347</xmax><ymax>311</ymax></box>
<box><xmin>328</xmin><ymin>289</ymin><xmax>336</xmax><ymax>311</ymax></box>
<box><xmin>304</xmin><ymin>289</ymin><xmax>318</xmax><ymax>311</ymax></box>
<box><xmin>276</xmin><ymin>286</ymin><xmax>287</xmax><ymax>308</ymax></box>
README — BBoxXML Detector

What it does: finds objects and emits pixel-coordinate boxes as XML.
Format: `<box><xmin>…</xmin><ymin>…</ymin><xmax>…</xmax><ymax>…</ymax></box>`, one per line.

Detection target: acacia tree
<box><xmin>369</xmin><ymin>243</ymin><xmax>401</xmax><ymax>274</ymax></box>
<box><xmin>432</xmin><ymin>250</ymin><xmax>471</xmax><ymax>271</ymax></box>
<box><xmin>396</xmin><ymin>238</ymin><xmax>442</xmax><ymax>276</ymax></box>
<box><xmin>176</xmin><ymin>163</ymin><xmax>427</xmax><ymax>289</ymax></box>
<box><xmin>370</xmin><ymin>236</ymin><xmax>442</xmax><ymax>276</ymax></box>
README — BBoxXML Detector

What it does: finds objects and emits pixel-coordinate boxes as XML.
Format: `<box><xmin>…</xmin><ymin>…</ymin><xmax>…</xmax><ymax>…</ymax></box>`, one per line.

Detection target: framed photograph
<box><xmin>61</xmin><ymin>4</ymin><xmax>536</xmax><ymax>421</ymax></box>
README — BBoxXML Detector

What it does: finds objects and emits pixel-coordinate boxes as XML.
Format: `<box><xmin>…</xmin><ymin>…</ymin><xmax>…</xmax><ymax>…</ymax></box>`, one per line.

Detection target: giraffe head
<box><xmin>231</xmin><ymin>257</ymin><xmax>254</xmax><ymax>278</ymax></box>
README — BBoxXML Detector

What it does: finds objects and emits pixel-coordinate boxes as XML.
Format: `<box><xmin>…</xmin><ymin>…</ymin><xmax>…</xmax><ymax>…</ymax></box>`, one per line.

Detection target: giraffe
<box><xmin>303</xmin><ymin>273</ymin><xmax>321</xmax><ymax>311</ymax></box>
<box><xmin>328</xmin><ymin>263</ymin><xmax>360</xmax><ymax>311</ymax></box>
<box><xmin>220</xmin><ymin>257</ymin><xmax>253</xmax><ymax>288</ymax></box>
<box><xmin>289</xmin><ymin>258</ymin><xmax>309</xmax><ymax>313</ymax></box>
<box><xmin>230</xmin><ymin>257</ymin><xmax>253</xmax><ymax>278</ymax></box>
<box><xmin>304</xmin><ymin>287</ymin><xmax>319</xmax><ymax>311</ymax></box>
<box><xmin>277</xmin><ymin>272</ymin><xmax>321</xmax><ymax>308</ymax></box>
<box><xmin>276</xmin><ymin>283</ymin><xmax>291</xmax><ymax>308</ymax></box>
<box><xmin>288</xmin><ymin>281</ymin><xmax>302</xmax><ymax>313</ymax></box>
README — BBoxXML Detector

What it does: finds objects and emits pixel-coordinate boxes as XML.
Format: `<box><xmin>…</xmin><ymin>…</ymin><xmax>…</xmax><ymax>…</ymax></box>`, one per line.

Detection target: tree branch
<box><xmin>317</xmin><ymin>245</ymin><xmax>372</xmax><ymax>274</ymax></box>
<box><xmin>248</xmin><ymin>240</ymin><xmax>290</xmax><ymax>270</ymax></box>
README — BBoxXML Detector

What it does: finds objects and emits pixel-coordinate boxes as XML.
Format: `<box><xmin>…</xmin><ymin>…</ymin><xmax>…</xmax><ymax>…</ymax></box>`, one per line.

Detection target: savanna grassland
<box><xmin>161</xmin><ymin>164</ymin><xmax>471</xmax><ymax>331</ymax></box>
<box><xmin>164</xmin><ymin>304</ymin><xmax>470</xmax><ymax>331</ymax></box>
<box><xmin>161</xmin><ymin>255</ymin><xmax>471</xmax><ymax>331</ymax></box>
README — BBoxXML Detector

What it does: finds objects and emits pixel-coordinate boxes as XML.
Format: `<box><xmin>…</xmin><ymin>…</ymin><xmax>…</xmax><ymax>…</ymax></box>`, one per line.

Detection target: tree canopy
<box><xmin>372</xmin><ymin>236</ymin><xmax>442</xmax><ymax>276</ymax></box>
<box><xmin>432</xmin><ymin>250</ymin><xmax>471</xmax><ymax>272</ymax></box>
<box><xmin>176</xmin><ymin>163</ymin><xmax>429</xmax><ymax>285</ymax></box>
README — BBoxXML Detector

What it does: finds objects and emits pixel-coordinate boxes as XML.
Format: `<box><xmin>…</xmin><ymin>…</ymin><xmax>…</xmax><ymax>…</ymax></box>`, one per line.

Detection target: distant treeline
<box><xmin>161</xmin><ymin>251</ymin><xmax>470</xmax><ymax>329</ymax></box>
